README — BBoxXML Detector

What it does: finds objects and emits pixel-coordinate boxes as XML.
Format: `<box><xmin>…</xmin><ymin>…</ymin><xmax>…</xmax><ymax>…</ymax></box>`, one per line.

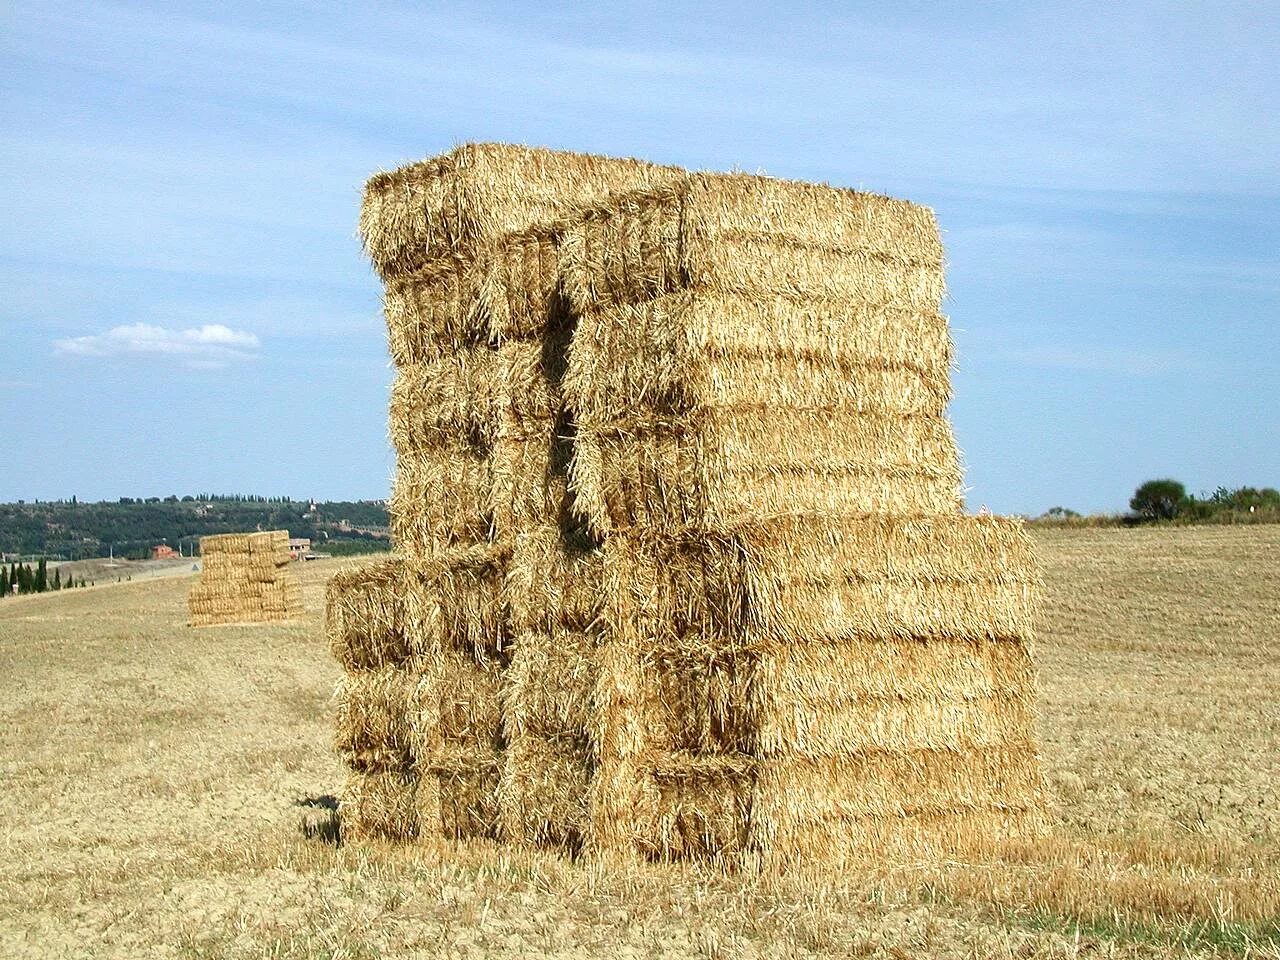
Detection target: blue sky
<box><xmin>1</xmin><ymin>1</ymin><xmax>1276</xmax><ymax>514</ymax></box>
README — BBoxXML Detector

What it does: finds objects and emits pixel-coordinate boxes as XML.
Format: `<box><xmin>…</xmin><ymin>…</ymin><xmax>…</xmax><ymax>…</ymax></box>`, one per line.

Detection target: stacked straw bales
<box><xmin>335</xmin><ymin>144</ymin><xmax>678</xmax><ymax>843</ymax></box>
<box><xmin>188</xmin><ymin>530</ymin><xmax>301</xmax><ymax>626</ymax></box>
<box><xmin>337</xmin><ymin>143</ymin><xmax>1047</xmax><ymax>863</ymax></box>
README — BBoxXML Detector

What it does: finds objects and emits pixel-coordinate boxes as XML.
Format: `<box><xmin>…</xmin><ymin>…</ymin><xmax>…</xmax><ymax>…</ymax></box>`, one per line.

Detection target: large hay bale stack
<box><xmin>188</xmin><ymin>530</ymin><xmax>301</xmax><ymax>626</ymax></box>
<box><xmin>335</xmin><ymin>143</ymin><xmax>1048</xmax><ymax>865</ymax></box>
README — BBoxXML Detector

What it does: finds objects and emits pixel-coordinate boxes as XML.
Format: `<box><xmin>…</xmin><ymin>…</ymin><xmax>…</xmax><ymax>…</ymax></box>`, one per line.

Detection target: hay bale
<box><xmin>427</xmin><ymin>751</ymin><xmax>504</xmax><ymax>839</ymax></box>
<box><xmin>499</xmin><ymin>733</ymin><xmax>592</xmax><ymax>849</ymax></box>
<box><xmin>349</xmin><ymin>144</ymin><xmax>1047</xmax><ymax>868</ymax></box>
<box><xmin>341</xmin><ymin>769</ymin><xmax>428</xmax><ymax>842</ymax></box>
<box><xmin>400</xmin><ymin>543</ymin><xmax>509</xmax><ymax>658</ymax></box>
<box><xmin>503</xmin><ymin>526</ymin><xmax>602</xmax><ymax>635</ymax></box>
<box><xmin>744</xmin><ymin>748</ymin><xmax>1048</xmax><ymax>865</ymax></box>
<box><xmin>189</xmin><ymin>529</ymin><xmax>302</xmax><ymax>626</ymax></box>
<box><xmin>334</xmin><ymin>664</ymin><xmax>417</xmax><ymax>771</ymax></box>
<box><xmin>560</xmin><ymin>175</ymin><xmax>944</xmax><ymax>312</ymax></box>
<box><xmin>359</xmin><ymin>143</ymin><xmax>677</xmax><ymax>281</ymax></box>
<box><xmin>382</xmin><ymin>255</ymin><xmax>487</xmax><ymax>367</ymax></box>
<box><xmin>326</xmin><ymin>556</ymin><xmax>410</xmax><ymax>671</ymax></box>
<box><xmin>405</xmin><ymin>646</ymin><xmax>507</xmax><ymax>842</ymax></box>
<box><xmin>388</xmin><ymin>347</ymin><xmax>501</xmax><ymax>454</ymax></box>
<box><xmin>390</xmin><ymin>449</ymin><xmax>495</xmax><ymax>559</ymax></box>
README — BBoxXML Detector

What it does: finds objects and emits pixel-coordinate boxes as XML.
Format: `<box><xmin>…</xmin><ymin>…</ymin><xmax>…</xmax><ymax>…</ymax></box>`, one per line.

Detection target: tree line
<box><xmin>1128</xmin><ymin>480</ymin><xmax>1280</xmax><ymax>522</ymax></box>
<box><xmin>0</xmin><ymin>496</ymin><xmax>390</xmax><ymax>560</ymax></box>
<box><xmin>2</xmin><ymin>560</ymin><xmax>90</xmax><ymax>597</ymax></box>
<box><xmin>1039</xmin><ymin>481</ymin><xmax>1280</xmax><ymax>525</ymax></box>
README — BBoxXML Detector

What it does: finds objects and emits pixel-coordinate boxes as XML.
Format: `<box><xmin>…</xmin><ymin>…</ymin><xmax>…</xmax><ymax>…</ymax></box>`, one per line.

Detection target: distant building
<box><xmin>289</xmin><ymin>538</ymin><xmax>311</xmax><ymax>560</ymax></box>
<box><xmin>152</xmin><ymin>544</ymin><xmax>180</xmax><ymax>560</ymax></box>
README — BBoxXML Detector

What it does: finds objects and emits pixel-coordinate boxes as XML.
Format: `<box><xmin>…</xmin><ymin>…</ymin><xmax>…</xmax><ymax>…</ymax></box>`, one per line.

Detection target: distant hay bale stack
<box><xmin>188</xmin><ymin>530</ymin><xmax>301</xmax><ymax>626</ymax></box>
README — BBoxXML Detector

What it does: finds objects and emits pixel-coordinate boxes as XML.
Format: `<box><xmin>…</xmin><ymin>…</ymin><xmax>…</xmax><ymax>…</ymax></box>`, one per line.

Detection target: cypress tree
<box><xmin>52</xmin><ymin>568</ymin><xmax>62</xmax><ymax>590</ymax></box>
<box><xmin>36</xmin><ymin>559</ymin><xmax>48</xmax><ymax>592</ymax></box>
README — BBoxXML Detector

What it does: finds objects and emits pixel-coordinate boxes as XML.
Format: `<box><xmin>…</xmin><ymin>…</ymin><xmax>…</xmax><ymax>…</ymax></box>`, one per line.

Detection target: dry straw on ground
<box><xmin>188</xmin><ymin>530</ymin><xmax>301</xmax><ymax>626</ymax></box>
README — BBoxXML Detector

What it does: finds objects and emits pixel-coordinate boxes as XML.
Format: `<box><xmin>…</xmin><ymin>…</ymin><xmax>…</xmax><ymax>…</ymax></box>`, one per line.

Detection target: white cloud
<box><xmin>53</xmin><ymin>323</ymin><xmax>260</xmax><ymax>368</ymax></box>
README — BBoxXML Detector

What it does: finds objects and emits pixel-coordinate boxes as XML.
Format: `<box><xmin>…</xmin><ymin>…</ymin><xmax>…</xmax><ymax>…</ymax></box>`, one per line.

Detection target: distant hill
<box><xmin>0</xmin><ymin>496</ymin><xmax>390</xmax><ymax>560</ymax></box>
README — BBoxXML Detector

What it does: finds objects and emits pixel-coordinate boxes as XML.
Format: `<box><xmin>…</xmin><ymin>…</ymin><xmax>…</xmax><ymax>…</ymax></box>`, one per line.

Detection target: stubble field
<box><xmin>1</xmin><ymin>525</ymin><xmax>1276</xmax><ymax>958</ymax></box>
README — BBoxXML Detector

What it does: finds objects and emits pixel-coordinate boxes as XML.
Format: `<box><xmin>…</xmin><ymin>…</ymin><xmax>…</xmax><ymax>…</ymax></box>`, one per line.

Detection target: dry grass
<box><xmin>1</xmin><ymin>526</ymin><xmax>1277</xmax><ymax>958</ymax></box>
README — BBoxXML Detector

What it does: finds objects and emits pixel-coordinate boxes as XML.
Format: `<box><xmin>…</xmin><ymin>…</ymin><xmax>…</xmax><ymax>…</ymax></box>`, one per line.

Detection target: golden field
<box><xmin>0</xmin><ymin>525</ymin><xmax>1276</xmax><ymax>958</ymax></box>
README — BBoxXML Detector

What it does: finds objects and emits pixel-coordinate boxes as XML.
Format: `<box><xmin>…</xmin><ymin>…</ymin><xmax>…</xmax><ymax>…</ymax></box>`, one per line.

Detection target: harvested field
<box><xmin>2</xmin><ymin>526</ymin><xmax>1277</xmax><ymax>957</ymax></box>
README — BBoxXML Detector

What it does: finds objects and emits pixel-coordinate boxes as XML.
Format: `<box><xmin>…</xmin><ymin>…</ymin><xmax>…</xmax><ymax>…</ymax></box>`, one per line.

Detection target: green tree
<box><xmin>52</xmin><ymin>567</ymin><xmax>62</xmax><ymax>590</ymax></box>
<box><xmin>1042</xmin><ymin>506</ymin><xmax>1080</xmax><ymax>520</ymax></box>
<box><xmin>35</xmin><ymin>558</ymin><xmax>47</xmax><ymax>592</ymax></box>
<box><xmin>1130</xmin><ymin>478</ymin><xmax>1187</xmax><ymax>521</ymax></box>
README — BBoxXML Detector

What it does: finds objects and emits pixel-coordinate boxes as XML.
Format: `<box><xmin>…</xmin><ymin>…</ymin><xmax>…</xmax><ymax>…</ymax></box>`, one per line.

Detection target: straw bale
<box><xmin>189</xmin><ymin>530</ymin><xmax>302</xmax><ymax>626</ymax></box>
<box><xmin>498</xmin><ymin>735</ymin><xmax>591</xmax><ymax>849</ymax></box>
<box><xmin>382</xmin><ymin>255</ymin><xmax>487</xmax><ymax>367</ymax></box>
<box><xmin>570</xmin><ymin>410</ymin><xmax>963</xmax><ymax>536</ymax></box>
<box><xmin>326</xmin><ymin>556</ymin><xmax>409</xmax><ymax>671</ymax></box>
<box><xmin>606</xmin><ymin>514</ymin><xmax>1038</xmax><ymax>654</ymax></box>
<box><xmin>359</xmin><ymin>142</ymin><xmax>677</xmax><ymax>281</ymax></box>
<box><xmin>198</xmin><ymin>532</ymin><xmax>253</xmax><ymax>554</ymax></box>
<box><xmin>504</xmin><ymin>525</ymin><xmax>602</xmax><ymax>634</ymax></box>
<box><xmin>487</xmin><ymin>335</ymin><xmax>578</xmax><ymax>534</ymax></box>
<box><xmin>432</xmin><ymin>754</ymin><xmax>503</xmax><ymax>839</ymax></box>
<box><xmin>555</xmin><ymin>173</ymin><xmax>955</xmax><ymax>536</ymax></box>
<box><xmin>581</xmin><ymin>513</ymin><xmax>1043</xmax><ymax>860</ymax></box>
<box><xmin>490</xmin><ymin>429</ymin><xmax>567</xmax><ymax>535</ymax></box>
<box><xmin>764</xmin><ymin>806</ymin><xmax>1048</xmax><ymax>866</ymax></box>
<box><xmin>341</xmin><ymin>769</ymin><xmax>423</xmax><ymax>842</ymax></box>
<box><xmin>390</xmin><ymin>448</ymin><xmax>494</xmax><ymax>559</ymax></box>
<box><xmin>407</xmin><ymin>649</ymin><xmax>506</xmax><ymax>761</ymax></box>
<box><xmin>745</xmin><ymin>746</ymin><xmax>1045</xmax><ymax>838</ymax></box>
<box><xmin>402</xmin><ymin>543</ymin><xmax>509</xmax><ymax>658</ymax></box>
<box><xmin>564</xmin><ymin>291</ymin><xmax>952</xmax><ymax>424</ymax></box>
<box><xmin>650</xmin><ymin>757</ymin><xmax>753</xmax><ymax>860</ymax></box>
<box><xmin>559</xmin><ymin>174</ymin><xmax>944</xmax><ymax>313</ymax></box>
<box><xmin>334</xmin><ymin>664</ymin><xmax>416</xmax><ymax>771</ymax></box>
<box><xmin>584</xmin><ymin>645</ymin><xmax>647</xmax><ymax>857</ymax></box>
<box><xmin>388</xmin><ymin>346</ymin><xmax>500</xmax><ymax>455</ymax></box>
<box><xmin>476</xmin><ymin>228</ymin><xmax>566</xmax><ymax>343</ymax></box>
<box><xmin>492</xmin><ymin>337</ymin><xmax>565</xmax><ymax>433</ymax></box>
<box><xmin>503</xmin><ymin>628</ymin><xmax>596</xmax><ymax>741</ymax></box>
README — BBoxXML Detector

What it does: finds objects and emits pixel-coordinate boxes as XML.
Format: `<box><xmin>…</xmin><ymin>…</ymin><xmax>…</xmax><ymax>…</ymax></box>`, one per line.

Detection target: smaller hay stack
<box><xmin>188</xmin><ymin>530</ymin><xmax>302</xmax><ymax>627</ymax></box>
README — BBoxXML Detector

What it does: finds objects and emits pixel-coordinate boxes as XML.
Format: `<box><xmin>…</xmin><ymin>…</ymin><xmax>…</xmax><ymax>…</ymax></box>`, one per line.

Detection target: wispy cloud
<box><xmin>53</xmin><ymin>323</ymin><xmax>260</xmax><ymax>368</ymax></box>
